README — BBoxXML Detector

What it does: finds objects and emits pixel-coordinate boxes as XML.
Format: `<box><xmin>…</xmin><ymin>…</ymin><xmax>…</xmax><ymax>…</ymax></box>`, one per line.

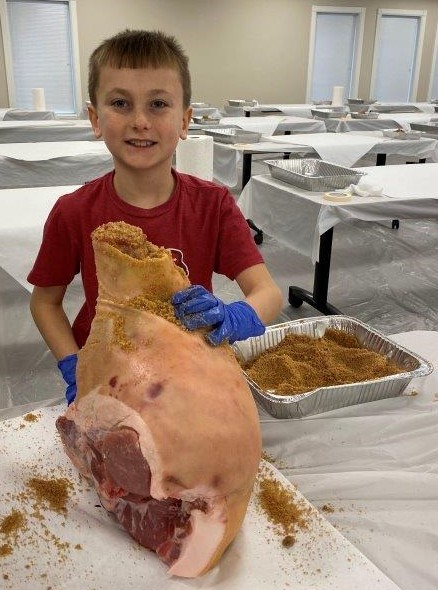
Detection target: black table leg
<box><xmin>376</xmin><ymin>152</ymin><xmax>400</xmax><ymax>228</ymax></box>
<box><xmin>242</xmin><ymin>153</ymin><xmax>252</xmax><ymax>188</ymax></box>
<box><xmin>242</xmin><ymin>153</ymin><xmax>264</xmax><ymax>244</ymax></box>
<box><xmin>289</xmin><ymin>228</ymin><xmax>342</xmax><ymax>315</ymax></box>
<box><xmin>376</xmin><ymin>153</ymin><xmax>386</xmax><ymax>166</ymax></box>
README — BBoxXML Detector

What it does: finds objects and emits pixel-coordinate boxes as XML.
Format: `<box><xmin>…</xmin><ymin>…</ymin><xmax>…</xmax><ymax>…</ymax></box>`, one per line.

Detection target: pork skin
<box><xmin>56</xmin><ymin>222</ymin><xmax>262</xmax><ymax>577</ymax></box>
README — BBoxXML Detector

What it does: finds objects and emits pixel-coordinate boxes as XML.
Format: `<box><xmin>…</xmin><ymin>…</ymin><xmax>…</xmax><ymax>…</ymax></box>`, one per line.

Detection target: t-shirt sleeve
<box><xmin>27</xmin><ymin>197</ymin><xmax>81</xmax><ymax>287</ymax></box>
<box><xmin>215</xmin><ymin>189</ymin><xmax>264</xmax><ymax>279</ymax></box>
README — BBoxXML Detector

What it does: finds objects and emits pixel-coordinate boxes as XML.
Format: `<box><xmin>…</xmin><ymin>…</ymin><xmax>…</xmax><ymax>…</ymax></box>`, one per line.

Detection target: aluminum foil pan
<box><xmin>232</xmin><ymin>316</ymin><xmax>433</xmax><ymax>419</ymax></box>
<box><xmin>204</xmin><ymin>128</ymin><xmax>261</xmax><ymax>144</ymax></box>
<box><xmin>228</xmin><ymin>99</ymin><xmax>258</xmax><ymax>107</ymax></box>
<box><xmin>265</xmin><ymin>158</ymin><xmax>366</xmax><ymax>191</ymax></box>
<box><xmin>311</xmin><ymin>108</ymin><xmax>347</xmax><ymax>119</ymax></box>
<box><xmin>347</xmin><ymin>98</ymin><xmax>376</xmax><ymax>105</ymax></box>
<box><xmin>370</xmin><ymin>104</ymin><xmax>420</xmax><ymax>113</ymax></box>
<box><xmin>350</xmin><ymin>112</ymin><xmax>379</xmax><ymax>119</ymax></box>
<box><xmin>192</xmin><ymin>116</ymin><xmax>221</xmax><ymax>125</ymax></box>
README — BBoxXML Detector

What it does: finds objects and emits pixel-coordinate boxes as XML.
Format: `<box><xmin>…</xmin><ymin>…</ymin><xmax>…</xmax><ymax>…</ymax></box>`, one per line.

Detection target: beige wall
<box><xmin>1</xmin><ymin>0</ymin><xmax>438</xmax><ymax>109</ymax></box>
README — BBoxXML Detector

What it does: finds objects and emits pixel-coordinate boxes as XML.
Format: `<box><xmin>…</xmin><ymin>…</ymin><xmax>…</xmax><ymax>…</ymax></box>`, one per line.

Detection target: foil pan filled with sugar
<box><xmin>232</xmin><ymin>316</ymin><xmax>433</xmax><ymax>419</ymax></box>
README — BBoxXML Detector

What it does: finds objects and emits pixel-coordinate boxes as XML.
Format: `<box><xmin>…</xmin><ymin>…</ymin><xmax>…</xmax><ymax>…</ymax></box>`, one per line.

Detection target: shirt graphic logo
<box><xmin>170</xmin><ymin>248</ymin><xmax>189</xmax><ymax>277</ymax></box>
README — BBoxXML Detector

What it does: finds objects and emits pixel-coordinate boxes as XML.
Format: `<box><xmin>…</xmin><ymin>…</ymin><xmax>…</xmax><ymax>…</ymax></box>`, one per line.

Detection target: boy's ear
<box><xmin>179</xmin><ymin>106</ymin><xmax>192</xmax><ymax>140</ymax></box>
<box><xmin>88</xmin><ymin>104</ymin><xmax>102</xmax><ymax>139</ymax></box>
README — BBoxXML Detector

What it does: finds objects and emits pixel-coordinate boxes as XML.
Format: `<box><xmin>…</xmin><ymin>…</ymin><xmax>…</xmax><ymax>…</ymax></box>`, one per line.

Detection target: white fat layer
<box><xmin>74</xmin><ymin>391</ymin><xmax>163</xmax><ymax>494</ymax></box>
<box><xmin>168</xmin><ymin>500</ymin><xmax>226</xmax><ymax>578</ymax></box>
<box><xmin>73</xmin><ymin>391</ymin><xmax>219</xmax><ymax>502</ymax></box>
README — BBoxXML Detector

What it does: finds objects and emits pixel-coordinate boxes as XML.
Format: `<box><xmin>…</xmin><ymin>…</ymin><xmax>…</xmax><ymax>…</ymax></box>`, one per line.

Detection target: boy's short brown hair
<box><xmin>88</xmin><ymin>29</ymin><xmax>191</xmax><ymax>108</ymax></box>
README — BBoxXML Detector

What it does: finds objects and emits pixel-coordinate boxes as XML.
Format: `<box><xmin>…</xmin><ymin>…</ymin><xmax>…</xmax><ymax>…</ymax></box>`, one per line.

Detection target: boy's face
<box><xmin>88</xmin><ymin>66</ymin><xmax>192</xmax><ymax>178</ymax></box>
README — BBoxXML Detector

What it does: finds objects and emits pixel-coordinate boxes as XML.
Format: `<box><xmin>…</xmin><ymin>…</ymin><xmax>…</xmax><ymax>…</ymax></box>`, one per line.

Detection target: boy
<box><xmin>27</xmin><ymin>29</ymin><xmax>283</xmax><ymax>403</ymax></box>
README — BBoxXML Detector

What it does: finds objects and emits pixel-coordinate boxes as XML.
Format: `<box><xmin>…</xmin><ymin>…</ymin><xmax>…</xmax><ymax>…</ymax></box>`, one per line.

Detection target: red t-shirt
<box><xmin>27</xmin><ymin>170</ymin><xmax>264</xmax><ymax>348</ymax></box>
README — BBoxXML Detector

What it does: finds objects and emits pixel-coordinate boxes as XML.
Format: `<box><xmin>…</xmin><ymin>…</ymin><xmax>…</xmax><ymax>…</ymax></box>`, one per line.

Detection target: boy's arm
<box><xmin>235</xmin><ymin>263</ymin><xmax>283</xmax><ymax>326</ymax></box>
<box><xmin>29</xmin><ymin>285</ymin><xmax>79</xmax><ymax>360</ymax></box>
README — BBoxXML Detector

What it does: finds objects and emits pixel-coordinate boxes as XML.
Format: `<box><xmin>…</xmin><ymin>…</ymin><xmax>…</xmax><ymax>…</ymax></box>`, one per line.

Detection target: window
<box><xmin>370</xmin><ymin>9</ymin><xmax>426</xmax><ymax>102</ymax></box>
<box><xmin>0</xmin><ymin>0</ymin><xmax>82</xmax><ymax>116</ymax></box>
<box><xmin>307</xmin><ymin>6</ymin><xmax>365</xmax><ymax>103</ymax></box>
<box><xmin>428</xmin><ymin>22</ymin><xmax>438</xmax><ymax>100</ymax></box>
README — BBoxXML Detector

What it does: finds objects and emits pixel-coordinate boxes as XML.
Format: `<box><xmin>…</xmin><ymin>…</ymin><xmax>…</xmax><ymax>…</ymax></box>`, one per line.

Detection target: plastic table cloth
<box><xmin>323</xmin><ymin>112</ymin><xmax>438</xmax><ymax>133</ymax></box>
<box><xmin>371</xmin><ymin>101</ymin><xmax>436</xmax><ymax>114</ymax></box>
<box><xmin>0</xmin><ymin>119</ymin><xmax>96</xmax><ymax>143</ymax></box>
<box><xmin>238</xmin><ymin>163</ymin><xmax>438</xmax><ymax>314</ymax></box>
<box><xmin>213</xmin><ymin>133</ymin><xmax>438</xmax><ymax>188</ymax></box>
<box><xmin>223</xmin><ymin>103</ymin><xmax>315</xmax><ymax>118</ymax></box>
<box><xmin>223</xmin><ymin>102</ymin><xmax>437</xmax><ymax>119</ymax></box>
<box><xmin>218</xmin><ymin>115</ymin><xmax>326</xmax><ymax>135</ymax></box>
<box><xmin>0</xmin><ymin>141</ymin><xmax>113</xmax><ymax>188</ymax></box>
<box><xmin>260</xmin><ymin>329</ymin><xmax>438</xmax><ymax>590</ymax></box>
<box><xmin>0</xmin><ymin>186</ymin><xmax>83</xmax><ymax>414</ymax></box>
<box><xmin>2</xmin><ymin>108</ymin><xmax>56</xmax><ymax>120</ymax></box>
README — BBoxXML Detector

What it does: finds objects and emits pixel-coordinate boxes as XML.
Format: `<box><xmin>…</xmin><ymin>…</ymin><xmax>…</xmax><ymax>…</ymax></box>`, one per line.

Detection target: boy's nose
<box><xmin>132</xmin><ymin>109</ymin><xmax>152</xmax><ymax>129</ymax></box>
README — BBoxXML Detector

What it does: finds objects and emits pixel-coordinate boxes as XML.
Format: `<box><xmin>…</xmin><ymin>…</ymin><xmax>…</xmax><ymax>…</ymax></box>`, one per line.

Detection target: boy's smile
<box><xmin>88</xmin><ymin>66</ymin><xmax>191</xmax><ymax>189</ymax></box>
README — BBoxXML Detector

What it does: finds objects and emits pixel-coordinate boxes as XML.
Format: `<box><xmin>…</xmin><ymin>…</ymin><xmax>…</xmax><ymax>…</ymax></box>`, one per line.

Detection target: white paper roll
<box><xmin>32</xmin><ymin>88</ymin><xmax>46</xmax><ymax>111</ymax></box>
<box><xmin>331</xmin><ymin>86</ymin><xmax>345</xmax><ymax>107</ymax></box>
<box><xmin>175</xmin><ymin>135</ymin><xmax>213</xmax><ymax>180</ymax></box>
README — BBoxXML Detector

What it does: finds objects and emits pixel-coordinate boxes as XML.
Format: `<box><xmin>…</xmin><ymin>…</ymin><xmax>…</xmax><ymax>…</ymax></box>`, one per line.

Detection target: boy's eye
<box><xmin>111</xmin><ymin>99</ymin><xmax>129</xmax><ymax>109</ymax></box>
<box><xmin>151</xmin><ymin>99</ymin><xmax>167</xmax><ymax>109</ymax></box>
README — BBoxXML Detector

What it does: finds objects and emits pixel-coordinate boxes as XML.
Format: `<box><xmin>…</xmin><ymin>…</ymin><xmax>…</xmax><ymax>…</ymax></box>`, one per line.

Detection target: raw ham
<box><xmin>56</xmin><ymin>221</ymin><xmax>262</xmax><ymax>578</ymax></box>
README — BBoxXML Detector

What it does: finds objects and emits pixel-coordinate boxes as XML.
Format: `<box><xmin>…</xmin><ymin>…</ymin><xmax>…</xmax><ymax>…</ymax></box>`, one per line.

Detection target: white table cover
<box><xmin>0</xmin><ymin>119</ymin><xmax>96</xmax><ymax>143</ymax></box>
<box><xmin>0</xmin><ymin>185</ymin><xmax>81</xmax><ymax>290</ymax></box>
<box><xmin>219</xmin><ymin>115</ymin><xmax>326</xmax><ymax>135</ymax></box>
<box><xmin>0</xmin><ymin>329</ymin><xmax>436</xmax><ymax>590</ymax></box>
<box><xmin>0</xmin><ymin>409</ymin><xmax>405</xmax><ymax>590</ymax></box>
<box><xmin>323</xmin><ymin>112</ymin><xmax>438</xmax><ymax>133</ymax></box>
<box><xmin>0</xmin><ymin>141</ymin><xmax>113</xmax><ymax>188</ymax></box>
<box><xmin>375</xmin><ymin>102</ymin><xmax>436</xmax><ymax>115</ymax></box>
<box><xmin>223</xmin><ymin>104</ymin><xmax>314</xmax><ymax>118</ymax></box>
<box><xmin>261</xmin><ymin>329</ymin><xmax>438</xmax><ymax>590</ymax></box>
<box><xmin>0</xmin><ymin>108</ymin><xmax>10</xmax><ymax>120</ymax></box>
<box><xmin>213</xmin><ymin>134</ymin><xmax>438</xmax><ymax>187</ymax></box>
<box><xmin>237</xmin><ymin>163</ymin><xmax>438</xmax><ymax>263</ymax></box>
<box><xmin>3</xmin><ymin>108</ymin><xmax>56</xmax><ymax>120</ymax></box>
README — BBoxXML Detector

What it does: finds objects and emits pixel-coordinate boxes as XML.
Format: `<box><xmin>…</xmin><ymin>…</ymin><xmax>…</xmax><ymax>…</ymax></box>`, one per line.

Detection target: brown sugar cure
<box><xmin>243</xmin><ymin>328</ymin><xmax>402</xmax><ymax>395</ymax></box>
<box><xmin>257</xmin><ymin>466</ymin><xmax>311</xmax><ymax>547</ymax></box>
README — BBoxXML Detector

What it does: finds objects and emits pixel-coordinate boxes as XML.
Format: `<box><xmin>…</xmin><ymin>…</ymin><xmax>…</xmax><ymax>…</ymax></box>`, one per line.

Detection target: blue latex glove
<box><xmin>172</xmin><ymin>285</ymin><xmax>265</xmax><ymax>346</ymax></box>
<box><xmin>57</xmin><ymin>353</ymin><xmax>78</xmax><ymax>405</ymax></box>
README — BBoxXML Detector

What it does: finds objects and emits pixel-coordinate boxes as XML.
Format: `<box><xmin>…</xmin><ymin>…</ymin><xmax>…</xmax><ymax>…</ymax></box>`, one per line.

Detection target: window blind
<box><xmin>311</xmin><ymin>13</ymin><xmax>357</xmax><ymax>102</ymax></box>
<box><xmin>373</xmin><ymin>15</ymin><xmax>420</xmax><ymax>102</ymax></box>
<box><xmin>7</xmin><ymin>0</ymin><xmax>76</xmax><ymax>114</ymax></box>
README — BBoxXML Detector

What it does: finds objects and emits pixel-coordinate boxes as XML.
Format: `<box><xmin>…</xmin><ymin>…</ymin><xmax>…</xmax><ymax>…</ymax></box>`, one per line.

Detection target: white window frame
<box><xmin>0</xmin><ymin>0</ymin><xmax>82</xmax><ymax>116</ymax></box>
<box><xmin>306</xmin><ymin>5</ymin><xmax>365</xmax><ymax>103</ymax></box>
<box><xmin>427</xmin><ymin>21</ymin><xmax>438</xmax><ymax>100</ymax></box>
<box><xmin>370</xmin><ymin>8</ymin><xmax>427</xmax><ymax>102</ymax></box>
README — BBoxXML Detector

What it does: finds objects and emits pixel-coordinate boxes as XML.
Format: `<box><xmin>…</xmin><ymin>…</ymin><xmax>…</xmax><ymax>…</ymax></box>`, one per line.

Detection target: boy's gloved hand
<box><xmin>57</xmin><ymin>353</ymin><xmax>78</xmax><ymax>405</ymax></box>
<box><xmin>172</xmin><ymin>285</ymin><xmax>265</xmax><ymax>346</ymax></box>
